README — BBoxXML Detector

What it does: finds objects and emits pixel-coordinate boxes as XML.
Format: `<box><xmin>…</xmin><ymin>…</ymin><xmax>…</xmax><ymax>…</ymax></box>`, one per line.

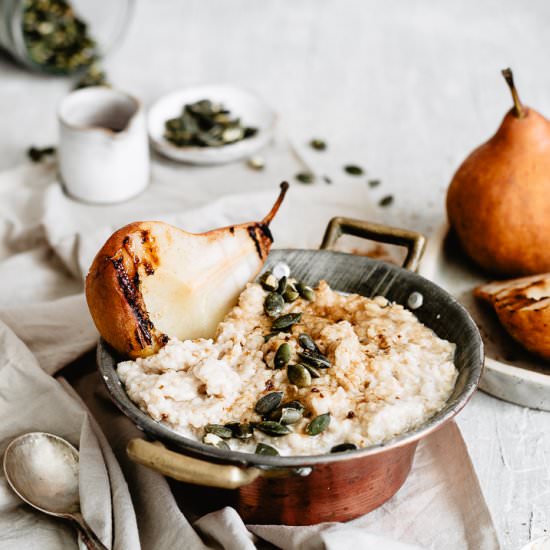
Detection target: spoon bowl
<box><xmin>3</xmin><ymin>432</ymin><xmax>108</xmax><ymax>550</ymax></box>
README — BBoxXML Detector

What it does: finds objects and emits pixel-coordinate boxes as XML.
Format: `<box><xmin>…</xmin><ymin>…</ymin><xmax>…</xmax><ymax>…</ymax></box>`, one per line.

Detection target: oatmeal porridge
<box><xmin>117</xmin><ymin>276</ymin><xmax>457</xmax><ymax>456</ymax></box>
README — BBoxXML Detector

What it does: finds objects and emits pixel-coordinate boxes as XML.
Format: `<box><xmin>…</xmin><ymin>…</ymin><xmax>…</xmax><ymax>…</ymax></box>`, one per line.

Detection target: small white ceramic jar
<box><xmin>58</xmin><ymin>87</ymin><xmax>149</xmax><ymax>204</ymax></box>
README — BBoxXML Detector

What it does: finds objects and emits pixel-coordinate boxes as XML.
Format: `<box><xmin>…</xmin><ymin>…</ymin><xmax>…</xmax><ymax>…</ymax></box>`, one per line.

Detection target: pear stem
<box><xmin>501</xmin><ymin>68</ymin><xmax>525</xmax><ymax>118</ymax></box>
<box><xmin>263</xmin><ymin>181</ymin><xmax>289</xmax><ymax>225</ymax></box>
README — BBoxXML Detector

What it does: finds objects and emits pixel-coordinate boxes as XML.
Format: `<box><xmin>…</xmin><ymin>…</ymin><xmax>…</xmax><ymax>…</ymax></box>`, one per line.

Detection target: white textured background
<box><xmin>1</xmin><ymin>1</ymin><xmax>550</xmax><ymax>548</ymax></box>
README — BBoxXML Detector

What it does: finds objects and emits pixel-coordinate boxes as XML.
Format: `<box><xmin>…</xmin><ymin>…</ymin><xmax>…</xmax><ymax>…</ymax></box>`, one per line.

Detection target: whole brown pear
<box><xmin>446</xmin><ymin>69</ymin><xmax>550</xmax><ymax>276</ymax></box>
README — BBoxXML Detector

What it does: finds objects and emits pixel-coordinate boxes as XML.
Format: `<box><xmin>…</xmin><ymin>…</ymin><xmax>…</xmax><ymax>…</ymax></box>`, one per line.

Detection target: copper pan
<box><xmin>98</xmin><ymin>217</ymin><xmax>483</xmax><ymax>525</ymax></box>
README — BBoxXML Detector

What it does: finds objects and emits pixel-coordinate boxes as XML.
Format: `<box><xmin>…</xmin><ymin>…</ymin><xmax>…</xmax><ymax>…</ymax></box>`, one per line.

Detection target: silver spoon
<box><xmin>3</xmin><ymin>432</ymin><xmax>108</xmax><ymax>550</ymax></box>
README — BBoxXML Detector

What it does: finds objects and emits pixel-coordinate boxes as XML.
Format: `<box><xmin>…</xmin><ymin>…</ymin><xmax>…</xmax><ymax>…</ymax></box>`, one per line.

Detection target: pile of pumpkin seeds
<box><xmin>164</xmin><ymin>99</ymin><xmax>258</xmax><ymax>148</ymax></box>
<box><xmin>22</xmin><ymin>0</ymin><xmax>99</xmax><ymax>74</ymax></box>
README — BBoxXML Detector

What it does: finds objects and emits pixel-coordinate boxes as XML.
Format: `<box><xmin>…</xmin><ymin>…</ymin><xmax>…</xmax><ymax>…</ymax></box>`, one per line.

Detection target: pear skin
<box><xmin>447</xmin><ymin>69</ymin><xmax>550</xmax><ymax>276</ymax></box>
<box><xmin>86</xmin><ymin>182</ymin><xmax>289</xmax><ymax>358</ymax></box>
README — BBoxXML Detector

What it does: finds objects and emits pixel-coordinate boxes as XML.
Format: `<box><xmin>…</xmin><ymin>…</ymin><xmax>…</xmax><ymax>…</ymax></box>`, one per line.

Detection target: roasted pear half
<box><xmin>86</xmin><ymin>182</ymin><xmax>289</xmax><ymax>358</ymax></box>
<box><xmin>475</xmin><ymin>273</ymin><xmax>550</xmax><ymax>360</ymax></box>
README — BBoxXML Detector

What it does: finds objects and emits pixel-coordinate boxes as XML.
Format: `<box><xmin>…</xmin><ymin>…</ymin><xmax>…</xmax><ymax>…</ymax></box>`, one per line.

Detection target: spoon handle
<box><xmin>71</xmin><ymin>513</ymin><xmax>109</xmax><ymax>550</ymax></box>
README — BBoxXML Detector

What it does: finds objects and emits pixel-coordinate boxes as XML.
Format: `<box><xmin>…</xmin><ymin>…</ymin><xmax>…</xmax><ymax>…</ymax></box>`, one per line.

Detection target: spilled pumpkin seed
<box><xmin>368</xmin><ymin>179</ymin><xmax>381</xmax><ymax>188</ymax></box>
<box><xmin>310</xmin><ymin>138</ymin><xmax>327</xmax><ymax>151</ymax></box>
<box><xmin>306</xmin><ymin>413</ymin><xmax>331</xmax><ymax>435</ymax></box>
<box><xmin>344</xmin><ymin>165</ymin><xmax>364</xmax><ymax>176</ymax></box>
<box><xmin>296</xmin><ymin>171</ymin><xmax>315</xmax><ymax>184</ymax></box>
<box><xmin>379</xmin><ymin>195</ymin><xmax>394</xmax><ymax>207</ymax></box>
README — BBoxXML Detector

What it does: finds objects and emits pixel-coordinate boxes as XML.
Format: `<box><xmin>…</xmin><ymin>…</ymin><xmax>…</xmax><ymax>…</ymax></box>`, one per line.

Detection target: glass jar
<box><xmin>0</xmin><ymin>0</ymin><xmax>134</xmax><ymax>74</ymax></box>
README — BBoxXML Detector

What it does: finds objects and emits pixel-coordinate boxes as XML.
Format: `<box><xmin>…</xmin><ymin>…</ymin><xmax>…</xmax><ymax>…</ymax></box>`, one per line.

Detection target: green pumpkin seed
<box><xmin>225</xmin><ymin>422</ymin><xmax>254</xmax><ymax>439</ymax></box>
<box><xmin>296</xmin><ymin>282</ymin><xmax>315</xmax><ymax>301</ymax></box>
<box><xmin>272</xmin><ymin>313</ymin><xmax>302</xmax><ymax>331</ymax></box>
<box><xmin>298</xmin><ymin>350</ymin><xmax>331</xmax><ymax>369</ymax></box>
<box><xmin>259</xmin><ymin>271</ymin><xmax>279</xmax><ymax>292</ymax></box>
<box><xmin>368</xmin><ymin>179</ymin><xmax>381</xmax><ymax>188</ymax></box>
<box><xmin>203</xmin><ymin>433</ymin><xmax>230</xmax><ymax>449</ymax></box>
<box><xmin>330</xmin><ymin>443</ymin><xmax>357</xmax><ymax>453</ymax></box>
<box><xmin>283</xmin><ymin>286</ymin><xmax>299</xmax><ymax>303</ymax></box>
<box><xmin>274</xmin><ymin>343</ymin><xmax>291</xmax><ymax>369</ymax></box>
<box><xmin>310</xmin><ymin>138</ymin><xmax>327</xmax><ymax>151</ymax></box>
<box><xmin>287</xmin><ymin>363</ymin><xmax>312</xmax><ymax>387</ymax></box>
<box><xmin>296</xmin><ymin>171</ymin><xmax>315</xmax><ymax>184</ymax></box>
<box><xmin>306</xmin><ymin>413</ymin><xmax>331</xmax><ymax>436</ymax></box>
<box><xmin>344</xmin><ymin>165</ymin><xmax>364</xmax><ymax>176</ymax></box>
<box><xmin>255</xmin><ymin>391</ymin><xmax>284</xmax><ymax>415</ymax></box>
<box><xmin>379</xmin><ymin>195</ymin><xmax>394</xmax><ymax>207</ymax></box>
<box><xmin>283</xmin><ymin>400</ymin><xmax>305</xmax><ymax>412</ymax></box>
<box><xmin>247</xmin><ymin>156</ymin><xmax>265</xmax><ymax>170</ymax></box>
<box><xmin>276</xmin><ymin>276</ymin><xmax>288</xmax><ymax>294</ymax></box>
<box><xmin>301</xmin><ymin>363</ymin><xmax>321</xmax><ymax>378</ymax></box>
<box><xmin>204</xmin><ymin>424</ymin><xmax>233</xmax><ymax>439</ymax></box>
<box><xmin>298</xmin><ymin>333</ymin><xmax>318</xmax><ymax>352</ymax></box>
<box><xmin>264</xmin><ymin>332</ymin><xmax>278</xmax><ymax>343</ymax></box>
<box><xmin>274</xmin><ymin>406</ymin><xmax>303</xmax><ymax>425</ymax></box>
<box><xmin>264</xmin><ymin>292</ymin><xmax>285</xmax><ymax>318</ymax></box>
<box><xmin>255</xmin><ymin>421</ymin><xmax>291</xmax><ymax>437</ymax></box>
<box><xmin>255</xmin><ymin>443</ymin><xmax>279</xmax><ymax>456</ymax></box>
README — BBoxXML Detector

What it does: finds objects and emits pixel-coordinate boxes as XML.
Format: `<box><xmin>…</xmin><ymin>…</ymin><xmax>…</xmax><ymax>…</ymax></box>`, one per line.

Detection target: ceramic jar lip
<box><xmin>58</xmin><ymin>86</ymin><xmax>142</xmax><ymax>135</ymax></box>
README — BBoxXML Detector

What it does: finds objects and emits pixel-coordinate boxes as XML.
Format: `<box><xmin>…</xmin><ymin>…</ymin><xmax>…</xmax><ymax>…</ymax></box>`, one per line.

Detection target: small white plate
<box><xmin>147</xmin><ymin>84</ymin><xmax>276</xmax><ymax>165</ymax></box>
<box><xmin>420</xmin><ymin>223</ymin><xmax>550</xmax><ymax>411</ymax></box>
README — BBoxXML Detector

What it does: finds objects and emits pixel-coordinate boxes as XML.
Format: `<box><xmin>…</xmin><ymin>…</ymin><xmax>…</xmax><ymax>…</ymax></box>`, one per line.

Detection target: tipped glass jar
<box><xmin>0</xmin><ymin>0</ymin><xmax>134</xmax><ymax>75</ymax></box>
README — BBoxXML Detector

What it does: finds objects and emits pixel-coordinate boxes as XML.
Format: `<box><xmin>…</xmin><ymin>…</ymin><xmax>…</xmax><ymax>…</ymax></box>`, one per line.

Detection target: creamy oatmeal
<box><xmin>117</xmin><ymin>278</ymin><xmax>457</xmax><ymax>456</ymax></box>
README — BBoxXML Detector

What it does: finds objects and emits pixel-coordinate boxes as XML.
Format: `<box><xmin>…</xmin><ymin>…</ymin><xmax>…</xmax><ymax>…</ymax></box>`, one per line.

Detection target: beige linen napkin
<box><xmin>0</xmin><ymin>155</ymin><xmax>500</xmax><ymax>549</ymax></box>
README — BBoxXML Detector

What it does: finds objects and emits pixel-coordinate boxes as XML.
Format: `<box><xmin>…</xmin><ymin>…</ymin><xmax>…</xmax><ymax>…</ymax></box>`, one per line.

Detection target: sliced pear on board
<box><xmin>86</xmin><ymin>182</ymin><xmax>289</xmax><ymax>359</ymax></box>
<box><xmin>475</xmin><ymin>273</ymin><xmax>550</xmax><ymax>360</ymax></box>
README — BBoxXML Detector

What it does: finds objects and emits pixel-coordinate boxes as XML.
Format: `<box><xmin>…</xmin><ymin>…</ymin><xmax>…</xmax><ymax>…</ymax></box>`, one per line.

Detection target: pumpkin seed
<box><xmin>204</xmin><ymin>424</ymin><xmax>233</xmax><ymax>439</ymax></box>
<box><xmin>274</xmin><ymin>406</ymin><xmax>303</xmax><ymax>424</ymax></box>
<box><xmin>296</xmin><ymin>282</ymin><xmax>315</xmax><ymax>301</ymax></box>
<box><xmin>255</xmin><ymin>391</ymin><xmax>284</xmax><ymax>415</ymax></box>
<box><xmin>296</xmin><ymin>172</ymin><xmax>315</xmax><ymax>184</ymax></box>
<box><xmin>287</xmin><ymin>363</ymin><xmax>312</xmax><ymax>387</ymax></box>
<box><xmin>298</xmin><ymin>333</ymin><xmax>318</xmax><ymax>352</ymax></box>
<box><xmin>344</xmin><ymin>165</ymin><xmax>364</xmax><ymax>176</ymax></box>
<box><xmin>259</xmin><ymin>271</ymin><xmax>278</xmax><ymax>291</ymax></box>
<box><xmin>368</xmin><ymin>179</ymin><xmax>381</xmax><ymax>188</ymax></box>
<box><xmin>330</xmin><ymin>443</ymin><xmax>357</xmax><ymax>453</ymax></box>
<box><xmin>310</xmin><ymin>138</ymin><xmax>327</xmax><ymax>151</ymax></box>
<box><xmin>264</xmin><ymin>332</ymin><xmax>278</xmax><ymax>343</ymax></box>
<box><xmin>323</xmin><ymin>175</ymin><xmax>333</xmax><ymax>184</ymax></box>
<box><xmin>274</xmin><ymin>343</ymin><xmax>291</xmax><ymax>369</ymax></box>
<box><xmin>272</xmin><ymin>313</ymin><xmax>302</xmax><ymax>331</ymax></box>
<box><xmin>255</xmin><ymin>443</ymin><xmax>279</xmax><ymax>456</ymax></box>
<box><xmin>283</xmin><ymin>283</ymin><xmax>299</xmax><ymax>303</ymax></box>
<box><xmin>255</xmin><ymin>421</ymin><xmax>291</xmax><ymax>437</ymax></box>
<box><xmin>225</xmin><ymin>422</ymin><xmax>254</xmax><ymax>439</ymax></box>
<box><xmin>264</xmin><ymin>292</ymin><xmax>285</xmax><ymax>318</ymax></box>
<box><xmin>276</xmin><ymin>276</ymin><xmax>288</xmax><ymax>294</ymax></box>
<box><xmin>306</xmin><ymin>413</ymin><xmax>331</xmax><ymax>436</ymax></box>
<box><xmin>203</xmin><ymin>433</ymin><xmax>230</xmax><ymax>449</ymax></box>
<box><xmin>301</xmin><ymin>363</ymin><xmax>321</xmax><ymax>378</ymax></box>
<box><xmin>283</xmin><ymin>400</ymin><xmax>305</xmax><ymax>412</ymax></box>
<box><xmin>298</xmin><ymin>350</ymin><xmax>331</xmax><ymax>369</ymax></box>
<box><xmin>247</xmin><ymin>156</ymin><xmax>265</xmax><ymax>170</ymax></box>
<box><xmin>379</xmin><ymin>195</ymin><xmax>394</xmax><ymax>207</ymax></box>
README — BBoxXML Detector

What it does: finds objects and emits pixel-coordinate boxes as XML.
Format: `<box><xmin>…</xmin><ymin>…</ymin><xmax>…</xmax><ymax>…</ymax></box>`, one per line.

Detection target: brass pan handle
<box><xmin>320</xmin><ymin>217</ymin><xmax>426</xmax><ymax>272</ymax></box>
<box><xmin>127</xmin><ymin>438</ymin><xmax>261</xmax><ymax>489</ymax></box>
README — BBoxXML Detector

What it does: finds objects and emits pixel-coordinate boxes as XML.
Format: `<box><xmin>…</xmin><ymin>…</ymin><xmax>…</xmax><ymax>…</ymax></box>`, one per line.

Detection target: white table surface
<box><xmin>1</xmin><ymin>1</ymin><xmax>550</xmax><ymax>548</ymax></box>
